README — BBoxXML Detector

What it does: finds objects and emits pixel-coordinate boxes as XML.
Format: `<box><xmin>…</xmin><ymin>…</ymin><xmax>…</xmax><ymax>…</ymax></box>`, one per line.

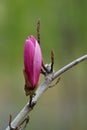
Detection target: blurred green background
<box><xmin>0</xmin><ymin>0</ymin><xmax>87</xmax><ymax>130</ymax></box>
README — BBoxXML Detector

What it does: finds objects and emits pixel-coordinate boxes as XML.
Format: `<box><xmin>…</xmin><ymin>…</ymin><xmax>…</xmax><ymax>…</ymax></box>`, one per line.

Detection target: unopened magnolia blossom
<box><xmin>24</xmin><ymin>35</ymin><xmax>42</xmax><ymax>96</ymax></box>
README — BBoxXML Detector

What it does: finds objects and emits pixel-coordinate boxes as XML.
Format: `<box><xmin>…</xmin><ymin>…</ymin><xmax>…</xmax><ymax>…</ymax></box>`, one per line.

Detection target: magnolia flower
<box><xmin>23</xmin><ymin>35</ymin><xmax>42</xmax><ymax>96</ymax></box>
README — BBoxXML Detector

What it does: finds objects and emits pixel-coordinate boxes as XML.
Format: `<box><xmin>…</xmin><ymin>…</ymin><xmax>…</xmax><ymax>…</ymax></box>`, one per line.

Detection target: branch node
<box><xmin>49</xmin><ymin>77</ymin><xmax>61</xmax><ymax>88</ymax></box>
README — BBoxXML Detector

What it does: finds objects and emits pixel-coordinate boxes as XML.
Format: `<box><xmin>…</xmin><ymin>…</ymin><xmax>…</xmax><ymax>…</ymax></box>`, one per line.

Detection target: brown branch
<box><xmin>5</xmin><ymin>54</ymin><xmax>87</xmax><ymax>130</ymax></box>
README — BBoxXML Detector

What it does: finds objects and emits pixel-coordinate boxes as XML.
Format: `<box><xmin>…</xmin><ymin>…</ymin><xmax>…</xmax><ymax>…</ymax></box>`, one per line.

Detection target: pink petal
<box><xmin>32</xmin><ymin>40</ymin><xmax>42</xmax><ymax>86</ymax></box>
<box><xmin>24</xmin><ymin>35</ymin><xmax>42</xmax><ymax>88</ymax></box>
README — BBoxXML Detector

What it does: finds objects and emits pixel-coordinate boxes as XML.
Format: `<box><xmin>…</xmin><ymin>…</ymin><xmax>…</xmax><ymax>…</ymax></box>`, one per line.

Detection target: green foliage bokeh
<box><xmin>0</xmin><ymin>0</ymin><xmax>87</xmax><ymax>130</ymax></box>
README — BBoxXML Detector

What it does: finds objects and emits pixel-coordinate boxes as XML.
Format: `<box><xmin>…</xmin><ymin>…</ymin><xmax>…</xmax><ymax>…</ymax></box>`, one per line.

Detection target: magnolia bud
<box><xmin>24</xmin><ymin>35</ymin><xmax>42</xmax><ymax>95</ymax></box>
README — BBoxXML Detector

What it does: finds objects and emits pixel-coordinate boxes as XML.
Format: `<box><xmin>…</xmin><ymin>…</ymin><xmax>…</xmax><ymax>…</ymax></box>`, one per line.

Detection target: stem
<box><xmin>53</xmin><ymin>54</ymin><xmax>87</xmax><ymax>80</ymax></box>
<box><xmin>5</xmin><ymin>54</ymin><xmax>87</xmax><ymax>130</ymax></box>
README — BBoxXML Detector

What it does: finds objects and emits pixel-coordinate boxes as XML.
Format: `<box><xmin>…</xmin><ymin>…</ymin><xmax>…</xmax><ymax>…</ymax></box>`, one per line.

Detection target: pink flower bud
<box><xmin>24</xmin><ymin>35</ymin><xmax>42</xmax><ymax>91</ymax></box>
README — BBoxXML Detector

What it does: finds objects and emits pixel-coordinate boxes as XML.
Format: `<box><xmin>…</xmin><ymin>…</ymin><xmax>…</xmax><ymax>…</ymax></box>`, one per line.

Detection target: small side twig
<box><xmin>37</xmin><ymin>19</ymin><xmax>40</xmax><ymax>44</ymax></box>
<box><xmin>50</xmin><ymin>50</ymin><xmax>54</xmax><ymax>72</ymax></box>
<box><xmin>5</xmin><ymin>54</ymin><xmax>87</xmax><ymax>130</ymax></box>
